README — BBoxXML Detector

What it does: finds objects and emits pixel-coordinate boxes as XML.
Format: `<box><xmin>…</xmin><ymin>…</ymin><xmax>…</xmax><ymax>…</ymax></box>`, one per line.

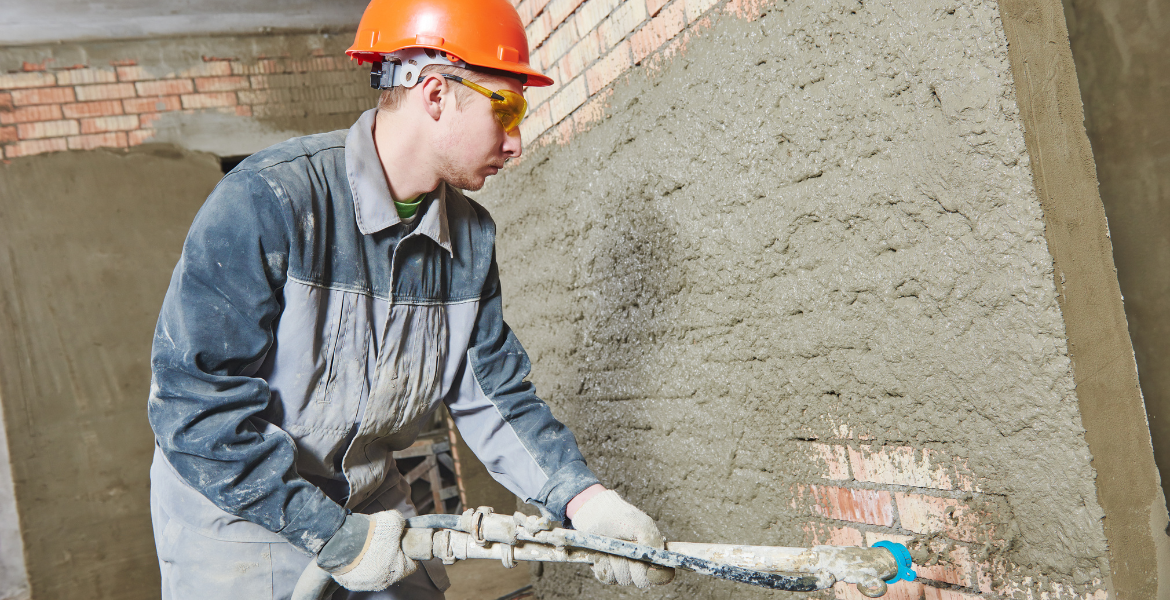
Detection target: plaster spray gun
<box><xmin>292</xmin><ymin>506</ymin><xmax>918</xmax><ymax>600</ymax></box>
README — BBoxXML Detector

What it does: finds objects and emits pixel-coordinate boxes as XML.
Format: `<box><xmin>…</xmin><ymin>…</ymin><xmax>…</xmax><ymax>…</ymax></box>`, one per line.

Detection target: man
<box><xmin>146</xmin><ymin>0</ymin><xmax>673</xmax><ymax>598</ymax></box>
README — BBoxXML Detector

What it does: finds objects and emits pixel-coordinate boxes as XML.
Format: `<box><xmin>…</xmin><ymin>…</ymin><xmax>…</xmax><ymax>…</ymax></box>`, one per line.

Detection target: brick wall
<box><xmin>0</xmin><ymin>51</ymin><xmax>370</xmax><ymax>159</ymax></box>
<box><xmin>800</xmin><ymin>438</ymin><xmax>1009</xmax><ymax>600</ymax></box>
<box><xmin>515</xmin><ymin>0</ymin><xmax>764</xmax><ymax>147</ymax></box>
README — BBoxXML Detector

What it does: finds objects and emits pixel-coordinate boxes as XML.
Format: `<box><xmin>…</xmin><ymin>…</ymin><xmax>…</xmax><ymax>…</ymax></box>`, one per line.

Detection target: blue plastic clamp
<box><xmin>872</xmin><ymin>541</ymin><xmax>917</xmax><ymax>584</ymax></box>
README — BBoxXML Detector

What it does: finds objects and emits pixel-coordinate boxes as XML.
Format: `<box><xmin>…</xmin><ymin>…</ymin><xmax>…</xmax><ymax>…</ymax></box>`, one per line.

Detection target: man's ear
<box><xmin>418</xmin><ymin>75</ymin><xmax>449</xmax><ymax>123</ymax></box>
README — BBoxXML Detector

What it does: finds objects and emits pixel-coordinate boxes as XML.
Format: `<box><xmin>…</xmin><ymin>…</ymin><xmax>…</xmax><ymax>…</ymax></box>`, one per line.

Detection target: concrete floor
<box><xmin>442</xmin><ymin>560</ymin><xmax>533</xmax><ymax>600</ymax></box>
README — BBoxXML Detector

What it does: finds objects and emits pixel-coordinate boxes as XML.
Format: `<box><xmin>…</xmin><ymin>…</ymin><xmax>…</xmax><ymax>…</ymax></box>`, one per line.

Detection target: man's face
<box><xmin>434</xmin><ymin>73</ymin><xmax>524</xmax><ymax>191</ymax></box>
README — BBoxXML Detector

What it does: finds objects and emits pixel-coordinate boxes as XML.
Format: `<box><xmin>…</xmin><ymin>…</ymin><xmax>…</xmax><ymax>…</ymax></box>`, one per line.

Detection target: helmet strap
<box><xmin>370</xmin><ymin>47</ymin><xmax>467</xmax><ymax>90</ymax></box>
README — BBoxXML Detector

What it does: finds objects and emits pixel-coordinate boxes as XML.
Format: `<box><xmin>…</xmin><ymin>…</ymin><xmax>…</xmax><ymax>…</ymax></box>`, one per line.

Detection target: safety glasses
<box><xmin>440</xmin><ymin>74</ymin><xmax>527</xmax><ymax>133</ymax></box>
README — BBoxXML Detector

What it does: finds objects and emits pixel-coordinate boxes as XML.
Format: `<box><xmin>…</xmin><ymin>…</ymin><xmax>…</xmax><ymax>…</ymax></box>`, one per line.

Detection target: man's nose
<box><xmin>503</xmin><ymin>127</ymin><xmax>522</xmax><ymax>159</ymax></box>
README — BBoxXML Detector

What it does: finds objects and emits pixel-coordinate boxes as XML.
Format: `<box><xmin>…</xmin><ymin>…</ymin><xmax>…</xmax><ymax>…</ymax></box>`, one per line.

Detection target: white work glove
<box><xmin>316</xmin><ymin>511</ymin><xmax>418</xmax><ymax>591</ymax></box>
<box><xmin>570</xmin><ymin>490</ymin><xmax>675</xmax><ymax>588</ymax></box>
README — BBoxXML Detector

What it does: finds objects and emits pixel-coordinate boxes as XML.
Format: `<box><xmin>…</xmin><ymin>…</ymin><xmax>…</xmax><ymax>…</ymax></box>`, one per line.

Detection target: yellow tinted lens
<box><xmin>491</xmin><ymin>90</ymin><xmax>527</xmax><ymax>132</ymax></box>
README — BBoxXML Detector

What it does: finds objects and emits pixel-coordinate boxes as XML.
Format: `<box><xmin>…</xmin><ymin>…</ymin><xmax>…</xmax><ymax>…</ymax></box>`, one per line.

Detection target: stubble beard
<box><xmin>436</xmin><ymin>154</ymin><xmax>487</xmax><ymax>191</ymax></box>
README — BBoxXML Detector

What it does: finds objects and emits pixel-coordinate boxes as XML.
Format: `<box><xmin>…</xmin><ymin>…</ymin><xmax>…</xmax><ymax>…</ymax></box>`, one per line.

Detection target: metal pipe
<box><xmin>291</xmin><ymin>508</ymin><xmax>913</xmax><ymax>600</ymax></box>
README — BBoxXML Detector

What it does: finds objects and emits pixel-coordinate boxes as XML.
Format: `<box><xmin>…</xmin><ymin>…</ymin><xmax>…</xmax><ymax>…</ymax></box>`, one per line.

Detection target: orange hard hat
<box><xmin>347</xmin><ymin>0</ymin><xmax>553</xmax><ymax>87</ymax></box>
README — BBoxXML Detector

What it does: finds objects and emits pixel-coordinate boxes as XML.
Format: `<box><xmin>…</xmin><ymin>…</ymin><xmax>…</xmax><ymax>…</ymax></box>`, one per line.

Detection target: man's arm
<box><xmin>148</xmin><ymin>170</ymin><xmax>345</xmax><ymax>555</ymax></box>
<box><xmin>445</xmin><ymin>252</ymin><xmax>601</xmax><ymax>521</ymax></box>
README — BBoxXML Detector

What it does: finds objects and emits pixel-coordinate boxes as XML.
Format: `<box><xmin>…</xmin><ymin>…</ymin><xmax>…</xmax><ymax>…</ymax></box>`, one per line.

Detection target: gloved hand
<box><xmin>316</xmin><ymin>511</ymin><xmax>417</xmax><ymax>591</ymax></box>
<box><xmin>570</xmin><ymin>490</ymin><xmax>675</xmax><ymax>588</ymax></box>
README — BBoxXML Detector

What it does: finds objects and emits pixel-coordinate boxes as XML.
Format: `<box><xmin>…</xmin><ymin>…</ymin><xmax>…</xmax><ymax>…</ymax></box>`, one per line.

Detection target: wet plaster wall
<box><xmin>0</xmin><ymin>31</ymin><xmax>379</xmax><ymax>600</ymax></box>
<box><xmin>1062</xmin><ymin>0</ymin><xmax>1170</xmax><ymax>517</ymax></box>
<box><xmin>474</xmin><ymin>0</ymin><xmax>1150</xmax><ymax>597</ymax></box>
<box><xmin>0</xmin><ymin>148</ymin><xmax>223</xmax><ymax>600</ymax></box>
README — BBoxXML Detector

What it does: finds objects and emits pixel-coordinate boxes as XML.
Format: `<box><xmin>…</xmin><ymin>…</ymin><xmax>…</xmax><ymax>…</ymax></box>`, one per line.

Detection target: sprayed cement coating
<box><xmin>1001</xmin><ymin>0</ymin><xmax>1170</xmax><ymax>596</ymax></box>
<box><xmin>0</xmin><ymin>147</ymin><xmax>223</xmax><ymax>599</ymax></box>
<box><xmin>476</xmin><ymin>0</ymin><xmax>1109</xmax><ymax>597</ymax></box>
<box><xmin>1063</xmin><ymin>0</ymin><xmax>1170</xmax><ymax>593</ymax></box>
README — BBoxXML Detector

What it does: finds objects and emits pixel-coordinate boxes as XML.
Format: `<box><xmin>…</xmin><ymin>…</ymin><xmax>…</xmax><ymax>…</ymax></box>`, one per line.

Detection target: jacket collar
<box><xmin>345</xmin><ymin>109</ymin><xmax>452</xmax><ymax>253</ymax></box>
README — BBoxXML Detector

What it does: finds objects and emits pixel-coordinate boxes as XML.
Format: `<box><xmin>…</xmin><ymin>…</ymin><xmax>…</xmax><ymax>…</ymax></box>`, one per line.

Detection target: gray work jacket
<box><xmin>147</xmin><ymin>108</ymin><xmax>599</xmax><ymax>556</ymax></box>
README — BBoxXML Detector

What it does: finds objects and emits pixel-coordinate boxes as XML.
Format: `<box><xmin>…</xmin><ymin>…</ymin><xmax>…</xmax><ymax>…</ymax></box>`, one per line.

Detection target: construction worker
<box><xmin>146</xmin><ymin>0</ymin><xmax>673</xmax><ymax>598</ymax></box>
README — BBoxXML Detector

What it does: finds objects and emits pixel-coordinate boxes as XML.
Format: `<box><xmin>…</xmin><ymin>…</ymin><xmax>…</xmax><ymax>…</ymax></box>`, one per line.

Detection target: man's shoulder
<box><xmin>230</xmin><ymin>129</ymin><xmax>348</xmax><ymax>176</ymax></box>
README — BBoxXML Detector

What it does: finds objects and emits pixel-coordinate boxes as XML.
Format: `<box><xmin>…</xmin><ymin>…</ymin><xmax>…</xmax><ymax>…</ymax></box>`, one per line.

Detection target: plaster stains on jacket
<box><xmin>148</xmin><ymin>109</ymin><xmax>600</xmax><ymax>556</ymax></box>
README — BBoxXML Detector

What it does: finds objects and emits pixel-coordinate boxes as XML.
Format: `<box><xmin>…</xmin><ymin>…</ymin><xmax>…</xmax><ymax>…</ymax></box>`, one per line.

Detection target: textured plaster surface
<box><xmin>476</xmin><ymin>0</ymin><xmax>1110</xmax><ymax>597</ymax></box>
<box><xmin>1064</xmin><ymin>0</ymin><xmax>1170</xmax><ymax>535</ymax></box>
<box><xmin>0</xmin><ymin>147</ymin><xmax>223</xmax><ymax>599</ymax></box>
<box><xmin>1000</xmin><ymin>0</ymin><xmax>1170</xmax><ymax>596</ymax></box>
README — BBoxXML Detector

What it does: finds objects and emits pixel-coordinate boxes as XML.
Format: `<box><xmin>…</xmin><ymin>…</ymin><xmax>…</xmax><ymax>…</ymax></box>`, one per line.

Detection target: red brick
<box><xmin>548</xmin><ymin>0</ymin><xmax>586</xmax><ymax>25</ymax></box>
<box><xmin>803</xmin><ymin>522</ymin><xmax>863</xmax><ymax>546</ymax></box>
<box><xmin>181</xmin><ymin>92</ymin><xmax>237</xmax><ymax>109</ymax></box>
<box><xmin>235</xmin><ymin>105</ymin><xmax>253</xmax><ymax>117</ymax></box>
<box><xmin>686</xmin><ymin>0</ymin><xmax>720</xmax><ymax>21</ymax></box>
<box><xmin>0</xmin><ymin>104</ymin><xmax>64</xmax><ymax>125</ymax></box>
<box><xmin>806</xmin><ymin>442</ymin><xmax>851</xmax><ymax>480</ymax></box>
<box><xmin>923</xmin><ymin>588</ymin><xmax>985</xmax><ymax>600</ymax></box>
<box><xmin>586</xmin><ymin>40</ymin><xmax>632</xmax><ymax>94</ymax></box>
<box><xmin>73</xmin><ymin>83</ymin><xmax>135</xmax><ymax>102</ymax></box>
<box><xmin>0</xmin><ymin>92</ymin><xmax>12</xmax><ymax>111</ymax></box>
<box><xmin>796</xmin><ymin>485</ymin><xmax>894</xmax><ymax>526</ymax></box>
<box><xmin>17</xmin><ymin>119</ymin><xmax>79</xmax><ymax>139</ymax></box>
<box><xmin>236</xmin><ymin>89</ymin><xmax>276</xmax><ymax>105</ymax></box>
<box><xmin>10</xmin><ymin>86</ymin><xmax>75</xmax><ymax>106</ymax></box>
<box><xmin>725</xmin><ymin>0</ymin><xmax>771</xmax><ymax>20</ymax></box>
<box><xmin>109</xmin><ymin>59</ymin><xmax>137</xmax><ymax>67</ymax></box>
<box><xmin>135</xmin><ymin>79</ymin><xmax>195</xmax><ymax>97</ymax></box>
<box><xmin>646</xmin><ymin>0</ymin><xmax>670</xmax><ymax>16</ymax></box>
<box><xmin>232</xmin><ymin>59</ymin><xmax>284</xmax><ymax>76</ymax></box>
<box><xmin>0</xmin><ymin>72</ymin><xmax>56</xmax><ymax>89</ymax></box>
<box><xmin>139</xmin><ymin>113</ymin><xmax>162</xmax><ymax>128</ymax></box>
<box><xmin>5</xmin><ymin>137</ymin><xmax>68</xmax><ymax>158</ymax></box>
<box><xmin>519</xmin><ymin>102</ymin><xmax>552</xmax><ymax>143</ymax></box>
<box><xmin>53</xmin><ymin>68</ymin><xmax>119</xmax><ymax>86</ymax></box>
<box><xmin>849</xmin><ymin>445</ymin><xmax>974</xmax><ymax>491</ymax></box>
<box><xmin>79</xmin><ymin>115</ymin><xmax>139</xmax><ymax>134</ymax></box>
<box><xmin>178</xmin><ymin>62</ymin><xmax>233</xmax><ymax>78</ymax></box>
<box><xmin>832</xmin><ymin>580</ymin><xmax>943</xmax><ymax>600</ymax></box>
<box><xmin>631</xmin><ymin>0</ymin><xmax>686</xmax><ymax>63</ymax></box>
<box><xmin>894</xmin><ymin>493</ymin><xmax>993</xmax><ymax>543</ymax></box>
<box><xmin>194</xmin><ymin>76</ymin><xmax>250</xmax><ymax>93</ymax></box>
<box><xmin>0</xmin><ymin>126</ymin><xmax>16</xmax><ymax>143</ymax></box>
<box><xmin>66</xmin><ymin>131</ymin><xmax>128</xmax><ymax>150</ymax></box>
<box><xmin>284</xmin><ymin>57</ymin><xmax>343</xmax><ymax>74</ymax></box>
<box><xmin>128</xmin><ymin>129</ymin><xmax>155</xmax><ymax>146</ymax></box>
<box><xmin>116</xmin><ymin>65</ymin><xmax>152</xmax><ymax>81</ymax></box>
<box><xmin>123</xmin><ymin>96</ymin><xmax>182</xmax><ymax>114</ymax></box>
<box><xmin>61</xmin><ymin>100</ymin><xmax>123</xmax><ymax>119</ymax></box>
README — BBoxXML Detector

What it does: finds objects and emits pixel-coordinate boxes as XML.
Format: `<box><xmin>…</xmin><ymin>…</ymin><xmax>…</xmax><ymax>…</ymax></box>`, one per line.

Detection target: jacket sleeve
<box><xmin>445</xmin><ymin>252</ymin><xmax>600</xmax><ymax>522</ymax></box>
<box><xmin>147</xmin><ymin>170</ymin><xmax>346</xmax><ymax>555</ymax></box>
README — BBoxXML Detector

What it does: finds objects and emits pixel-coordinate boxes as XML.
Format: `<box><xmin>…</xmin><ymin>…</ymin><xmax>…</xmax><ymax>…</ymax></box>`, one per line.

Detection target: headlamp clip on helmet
<box><xmin>370</xmin><ymin>47</ymin><xmax>467</xmax><ymax>90</ymax></box>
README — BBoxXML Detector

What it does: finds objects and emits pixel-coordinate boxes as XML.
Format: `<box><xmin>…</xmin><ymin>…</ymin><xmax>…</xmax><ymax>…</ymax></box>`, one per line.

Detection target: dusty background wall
<box><xmin>474</xmin><ymin>0</ymin><xmax>1151</xmax><ymax>598</ymax></box>
<box><xmin>0</xmin><ymin>32</ymin><xmax>378</xmax><ymax>600</ymax></box>
<box><xmin>1062</xmin><ymin>0</ymin><xmax>1170</xmax><ymax>512</ymax></box>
